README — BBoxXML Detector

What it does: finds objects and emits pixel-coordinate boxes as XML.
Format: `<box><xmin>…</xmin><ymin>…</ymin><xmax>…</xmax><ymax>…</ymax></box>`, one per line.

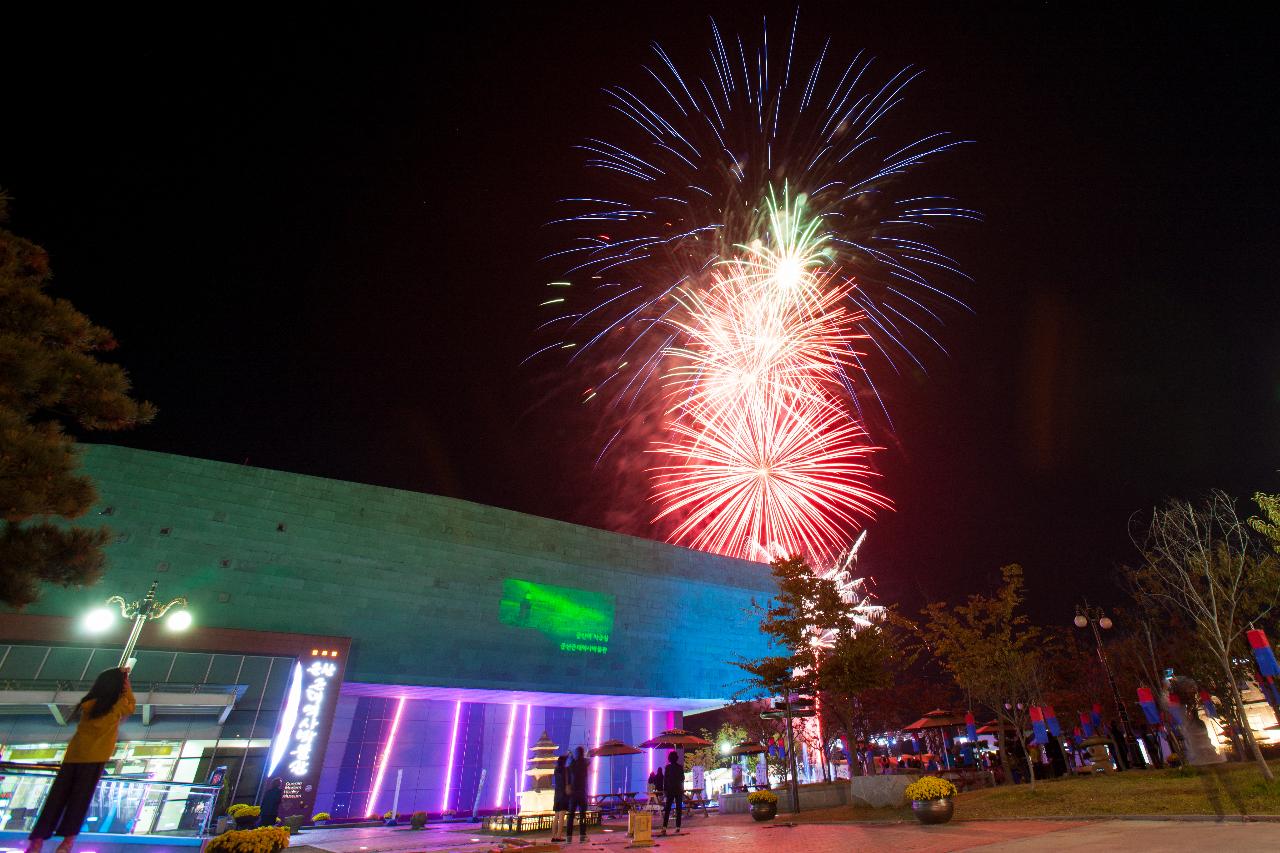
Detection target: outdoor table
<box><xmin>590</xmin><ymin>792</ymin><xmax>639</xmax><ymax>816</ymax></box>
<box><xmin>682</xmin><ymin>787</ymin><xmax>710</xmax><ymax>816</ymax></box>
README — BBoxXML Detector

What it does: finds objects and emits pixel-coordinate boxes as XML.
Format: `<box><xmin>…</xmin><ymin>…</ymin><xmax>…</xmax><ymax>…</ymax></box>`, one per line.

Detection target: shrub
<box><xmin>410</xmin><ymin>811</ymin><xmax>428</xmax><ymax>830</ymax></box>
<box><xmin>746</xmin><ymin>789</ymin><xmax>778</xmax><ymax>805</ymax></box>
<box><xmin>903</xmin><ymin>776</ymin><xmax>957</xmax><ymax>801</ymax></box>
<box><xmin>206</xmin><ymin>826</ymin><xmax>290</xmax><ymax>853</ymax></box>
<box><xmin>227</xmin><ymin>804</ymin><xmax>261</xmax><ymax>818</ymax></box>
<box><xmin>311</xmin><ymin>813</ymin><xmax>331</xmax><ymax>822</ymax></box>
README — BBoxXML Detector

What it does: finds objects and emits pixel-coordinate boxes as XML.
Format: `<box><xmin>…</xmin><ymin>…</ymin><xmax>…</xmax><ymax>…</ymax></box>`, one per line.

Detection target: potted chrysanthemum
<box><xmin>746</xmin><ymin>789</ymin><xmax>778</xmax><ymax>821</ymax></box>
<box><xmin>311</xmin><ymin>812</ymin><xmax>331</xmax><ymax>826</ymax></box>
<box><xmin>227</xmin><ymin>804</ymin><xmax>261</xmax><ymax>829</ymax></box>
<box><xmin>903</xmin><ymin>776</ymin><xmax>958</xmax><ymax>825</ymax></box>
<box><xmin>206</xmin><ymin>826</ymin><xmax>290</xmax><ymax>853</ymax></box>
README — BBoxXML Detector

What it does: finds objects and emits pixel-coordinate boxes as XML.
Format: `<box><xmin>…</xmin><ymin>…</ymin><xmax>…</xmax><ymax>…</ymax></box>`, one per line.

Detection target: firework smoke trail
<box><xmin>540</xmin><ymin>14</ymin><xmax>975</xmax><ymax>560</ymax></box>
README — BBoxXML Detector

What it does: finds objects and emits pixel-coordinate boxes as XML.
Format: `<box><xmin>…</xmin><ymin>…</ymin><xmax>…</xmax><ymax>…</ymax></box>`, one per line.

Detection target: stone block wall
<box><xmin>27</xmin><ymin>445</ymin><xmax>776</xmax><ymax>703</ymax></box>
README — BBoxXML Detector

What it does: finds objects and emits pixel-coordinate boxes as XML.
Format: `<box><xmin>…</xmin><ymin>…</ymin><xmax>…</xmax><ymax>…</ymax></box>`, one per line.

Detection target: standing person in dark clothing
<box><xmin>565</xmin><ymin>746</ymin><xmax>590</xmax><ymax>843</ymax></box>
<box><xmin>550</xmin><ymin>755</ymin><xmax>568</xmax><ymax>843</ymax></box>
<box><xmin>257</xmin><ymin>779</ymin><xmax>283</xmax><ymax>827</ymax></box>
<box><xmin>26</xmin><ymin>667</ymin><xmax>135</xmax><ymax>853</ymax></box>
<box><xmin>661</xmin><ymin>751</ymin><xmax>684</xmax><ymax>834</ymax></box>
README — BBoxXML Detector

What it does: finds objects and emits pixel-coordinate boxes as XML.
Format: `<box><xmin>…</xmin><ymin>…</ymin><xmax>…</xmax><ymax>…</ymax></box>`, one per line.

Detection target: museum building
<box><xmin>1</xmin><ymin>444</ymin><xmax>774</xmax><ymax>822</ymax></box>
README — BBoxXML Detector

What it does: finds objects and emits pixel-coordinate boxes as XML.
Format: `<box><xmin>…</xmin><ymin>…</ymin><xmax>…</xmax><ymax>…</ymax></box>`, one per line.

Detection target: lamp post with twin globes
<box><xmin>1073</xmin><ymin>601</ymin><xmax>1141</xmax><ymax>768</ymax></box>
<box><xmin>83</xmin><ymin>580</ymin><xmax>192</xmax><ymax>667</ymax></box>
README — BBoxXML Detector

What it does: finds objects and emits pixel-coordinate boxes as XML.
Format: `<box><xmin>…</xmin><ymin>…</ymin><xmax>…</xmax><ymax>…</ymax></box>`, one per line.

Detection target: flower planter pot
<box><xmin>314</xmin><ymin>820</ymin><xmax>328</xmax><ymax>827</ymax></box>
<box><xmin>749</xmin><ymin>802</ymin><xmax>778</xmax><ymax>822</ymax></box>
<box><xmin>911</xmin><ymin>798</ymin><xmax>954</xmax><ymax>825</ymax></box>
<box><xmin>234</xmin><ymin>816</ymin><xmax>258</xmax><ymax>829</ymax></box>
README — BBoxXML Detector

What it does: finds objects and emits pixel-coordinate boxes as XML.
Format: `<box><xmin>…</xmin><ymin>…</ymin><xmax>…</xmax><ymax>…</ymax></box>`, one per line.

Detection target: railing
<box><xmin>0</xmin><ymin>769</ymin><xmax>219</xmax><ymax>838</ymax></box>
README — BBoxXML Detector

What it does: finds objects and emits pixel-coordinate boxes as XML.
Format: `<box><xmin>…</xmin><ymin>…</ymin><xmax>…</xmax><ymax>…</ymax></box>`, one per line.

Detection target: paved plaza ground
<box><xmin>294</xmin><ymin>813</ymin><xmax>1275</xmax><ymax>853</ymax></box>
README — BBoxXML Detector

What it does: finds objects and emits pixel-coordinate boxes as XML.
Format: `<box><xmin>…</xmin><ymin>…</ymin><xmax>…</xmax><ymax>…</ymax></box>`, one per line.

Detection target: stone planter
<box><xmin>749</xmin><ymin>801</ymin><xmax>778</xmax><ymax>822</ymax></box>
<box><xmin>850</xmin><ymin>775</ymin><xmax>920</xmax><ymax>808</ymax></box>
<box><xmin>911</xmin><ymin>798</ymin><xmax>954</xmax><ymax>825</ymax></box>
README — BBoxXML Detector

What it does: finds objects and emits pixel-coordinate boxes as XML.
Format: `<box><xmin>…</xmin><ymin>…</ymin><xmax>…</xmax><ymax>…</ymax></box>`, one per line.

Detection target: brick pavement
<box><xmin>300</xmin><ymin>813</ymin><xmax>1279</xmax><ymax>853</ymax></box>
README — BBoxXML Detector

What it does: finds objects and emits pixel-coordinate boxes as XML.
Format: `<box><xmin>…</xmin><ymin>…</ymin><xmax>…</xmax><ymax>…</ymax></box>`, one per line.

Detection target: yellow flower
<box><xmin>209</xmin><ymin>825</ymin><xmax>291</xmax><ymax>853</ymax></box>
<box><xmin>904</xmin><ymin>776</ymin><xmax>958</xmax><ymax>801</ymax></box>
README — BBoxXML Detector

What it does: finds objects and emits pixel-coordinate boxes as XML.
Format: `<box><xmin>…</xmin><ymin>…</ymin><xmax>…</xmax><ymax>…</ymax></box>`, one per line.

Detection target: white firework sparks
<box><xmin>810</xmin><ymin>530</ymin><xmax>885</xmax><ymax>649</ymax></box>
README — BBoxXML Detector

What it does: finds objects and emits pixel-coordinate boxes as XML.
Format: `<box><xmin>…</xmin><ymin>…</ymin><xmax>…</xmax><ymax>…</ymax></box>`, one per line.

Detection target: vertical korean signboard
<box><xmin>267</xmin><ymin>652</ymin><xmax>345</xmax><ymax>818</ymax></box>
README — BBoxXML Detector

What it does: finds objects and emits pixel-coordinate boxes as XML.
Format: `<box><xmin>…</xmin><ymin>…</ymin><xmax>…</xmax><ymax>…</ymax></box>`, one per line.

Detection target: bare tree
<box><xmin>1129</xmin><ymin>491</ymin><xmax>1280</xmax><ymax>781</ymax></box>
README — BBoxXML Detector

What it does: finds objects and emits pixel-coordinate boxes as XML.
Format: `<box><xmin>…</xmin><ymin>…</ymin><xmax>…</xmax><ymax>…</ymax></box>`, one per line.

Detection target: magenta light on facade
<box><xmin>441</xmin><ymin>700</ymin><xmax>463</xmax><ymax>813</ymax></box>
<box><xmin>646</xmin><ymin>710</ymin><xmax>654</xmax><ymax>774</ymax></box>
<box><xmin>591</xmin><ymin>706</ymin><xmax>604</xmax><ymax>795</ymax></box>
<box><xmin>365</xmin><ymin>696</ymin><xmax>407</xmax><ymax>817</ymax></box>
<box><xmin>519</xmin><ymin>704</ymin><xmax>532</xmax><ymax>794</ymax></box>
<box><xmin>493</xmin><ymin>704</ymin><xmax>520</xmax><ymax>807</ymax></box>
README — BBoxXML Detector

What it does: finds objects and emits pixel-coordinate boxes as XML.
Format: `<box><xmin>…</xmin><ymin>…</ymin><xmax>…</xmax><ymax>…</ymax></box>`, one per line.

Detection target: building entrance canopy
<box><xmin>0</xmin><ymin>679</ymin><xmax>247</xmax><ymax>726</ymax></box>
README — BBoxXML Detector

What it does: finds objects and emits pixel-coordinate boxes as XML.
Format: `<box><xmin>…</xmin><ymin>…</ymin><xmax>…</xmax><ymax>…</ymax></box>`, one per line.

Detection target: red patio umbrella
<box><xmin>590</xmin><ymin>739</ymin><xmax>644</xmax><ymax>757</ymax></box>
<box><xmin>903</xmin><ymin>709</ymin><xmax>969</xmax><ymax>731</ymax></box>
<box><xmin>638</xmin><ymin>729</ymin><xmax>712</xmax><ymax>749</ymax></box>
<box><xmin>727</xmin><ymin>741</ymin><xmax>766</xmax><ymax>756</ymax></box>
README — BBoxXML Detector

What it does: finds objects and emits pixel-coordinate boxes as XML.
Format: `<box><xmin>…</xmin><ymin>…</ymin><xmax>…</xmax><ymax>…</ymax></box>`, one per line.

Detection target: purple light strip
<box><xmin>365</xmin><ymin>696</ymin><xmax>407</xmax><ymax>816</ymax></box>
<box><xmin>518</xmin><ymin>704</ymin><xmax>532</xmax><ymax>796</ymax></box>
<box><xmin>647</xmin><ymin>710</ymin><xmax>654</xmax><ymax>775</ymax></box>
<box><xmin>591</xmin><ymin>706</ymin><xmax>604</xmax><ymax>795</ymax></box>
<box><xmin>493</xmin><ymin>704</ymin><xmax>520</xmax><ymax>807</ymax></box>
<box><xmin>440</xmin><ymin>700</ymin><xmax>463</xmax><ymax>813</ymax></box>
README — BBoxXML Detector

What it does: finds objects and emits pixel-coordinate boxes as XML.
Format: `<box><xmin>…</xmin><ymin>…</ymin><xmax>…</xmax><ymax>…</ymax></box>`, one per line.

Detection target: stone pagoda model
<box><xmin>519</xmin><ymin>731</ymin><xmax>560</xmax><ymax>814</ymax></box>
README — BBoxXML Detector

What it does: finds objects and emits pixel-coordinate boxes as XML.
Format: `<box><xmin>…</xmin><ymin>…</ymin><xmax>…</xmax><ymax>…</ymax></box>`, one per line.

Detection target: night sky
<box><xmin>4</xmin><ymin>4</ymin><xmax>1277</xmax><ymax>620</ymax></box>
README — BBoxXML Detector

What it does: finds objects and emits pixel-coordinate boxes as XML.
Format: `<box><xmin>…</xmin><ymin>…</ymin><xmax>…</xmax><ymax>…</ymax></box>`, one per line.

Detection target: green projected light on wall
<box><xmin>499</xmin><ymin>578</ymin><xmax>615</xmax><ymax>654</ymax></box>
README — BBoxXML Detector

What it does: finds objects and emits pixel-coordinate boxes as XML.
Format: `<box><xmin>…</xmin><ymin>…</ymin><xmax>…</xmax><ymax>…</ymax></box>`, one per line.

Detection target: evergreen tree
<box><xmin>0</xmin><ymin>192</ymin><xmax>154</xmax><ymax>607</ymax></box>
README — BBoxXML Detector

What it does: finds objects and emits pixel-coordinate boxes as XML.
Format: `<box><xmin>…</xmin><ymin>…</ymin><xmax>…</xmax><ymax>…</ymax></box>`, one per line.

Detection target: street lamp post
<box><xmin>85</xmin><ymin>580</ymin><xmax>191</xmax><ymax>667</ymax></box>
<box><xmin>1073</xmin><ymin>601</ymin><xmax>1140</xmax><ymax>769</ymax></box>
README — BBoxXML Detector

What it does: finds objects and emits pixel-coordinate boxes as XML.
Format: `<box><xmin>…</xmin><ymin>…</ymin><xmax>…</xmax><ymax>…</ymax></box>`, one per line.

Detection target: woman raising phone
<box><xmin>26</xmin><ymin>666</ymin><xmax>135</xmax><ymax>853</ymax></box>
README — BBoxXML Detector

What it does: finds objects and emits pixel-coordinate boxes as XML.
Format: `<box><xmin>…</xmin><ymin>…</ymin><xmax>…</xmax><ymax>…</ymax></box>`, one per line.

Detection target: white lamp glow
<box><xmin>166</xmin><ymin>609</ymin><xmax>192</xmax><ymax>631</ymax></box>
<box><xmin>84</xmin><ymin>607</ymin><xmax>117</xmax><ymax>633</ymax></box>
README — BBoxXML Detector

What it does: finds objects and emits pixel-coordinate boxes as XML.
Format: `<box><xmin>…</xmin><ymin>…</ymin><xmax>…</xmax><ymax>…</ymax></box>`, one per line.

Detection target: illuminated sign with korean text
<box><xmin>290</xmin><ymin>659</ymin><xmax>335</xmax><ymax>774</ymax></box>
<box><xmin>268</xmin><ymin>653</ymin><xmax>345</xmax><ymax>817</ymax></box>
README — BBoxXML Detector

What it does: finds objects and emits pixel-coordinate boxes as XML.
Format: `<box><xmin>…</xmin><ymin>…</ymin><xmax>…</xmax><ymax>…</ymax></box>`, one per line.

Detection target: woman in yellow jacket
<box><xmin>26</xmin><ymin>667</ymin><xmax>135</xmax><ymax>853</ymax></box>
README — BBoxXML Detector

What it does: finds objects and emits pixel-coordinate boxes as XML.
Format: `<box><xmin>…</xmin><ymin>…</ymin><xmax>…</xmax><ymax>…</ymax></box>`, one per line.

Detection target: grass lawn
<box><xmin>789</xmin><ymin>762</ymin><xmax>1280</xmax><ymax>822</ymax></box>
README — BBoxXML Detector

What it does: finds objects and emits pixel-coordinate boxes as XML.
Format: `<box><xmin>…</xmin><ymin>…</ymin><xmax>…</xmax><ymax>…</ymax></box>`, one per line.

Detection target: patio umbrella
<box><xmin>727</xmin><ymin>740</ymin><xmax>766</xmax><ymax>756</ymax></box>
<box><xmin>638</xmin><ymin>728</ymin><xmax>712</xmax><ymax>749</ymax></box>
<box><xmin>902</xmin><ymin>709</ymin><xmax>968</xmax><ymax>731</ymax></box>
<box><xmin>975</xmin><ymin>721</ymin><xmax>1018</xmax><ymax>735</ymax></box>
<box><xmin>589</xmin><ymin>739</ymin><xmax>643</xmax><ymax>795</ymax></box>
<box><xmin>590</xmin><ymin>739</ymin><xmax>644</xmax><ymax>757</ymax></box>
